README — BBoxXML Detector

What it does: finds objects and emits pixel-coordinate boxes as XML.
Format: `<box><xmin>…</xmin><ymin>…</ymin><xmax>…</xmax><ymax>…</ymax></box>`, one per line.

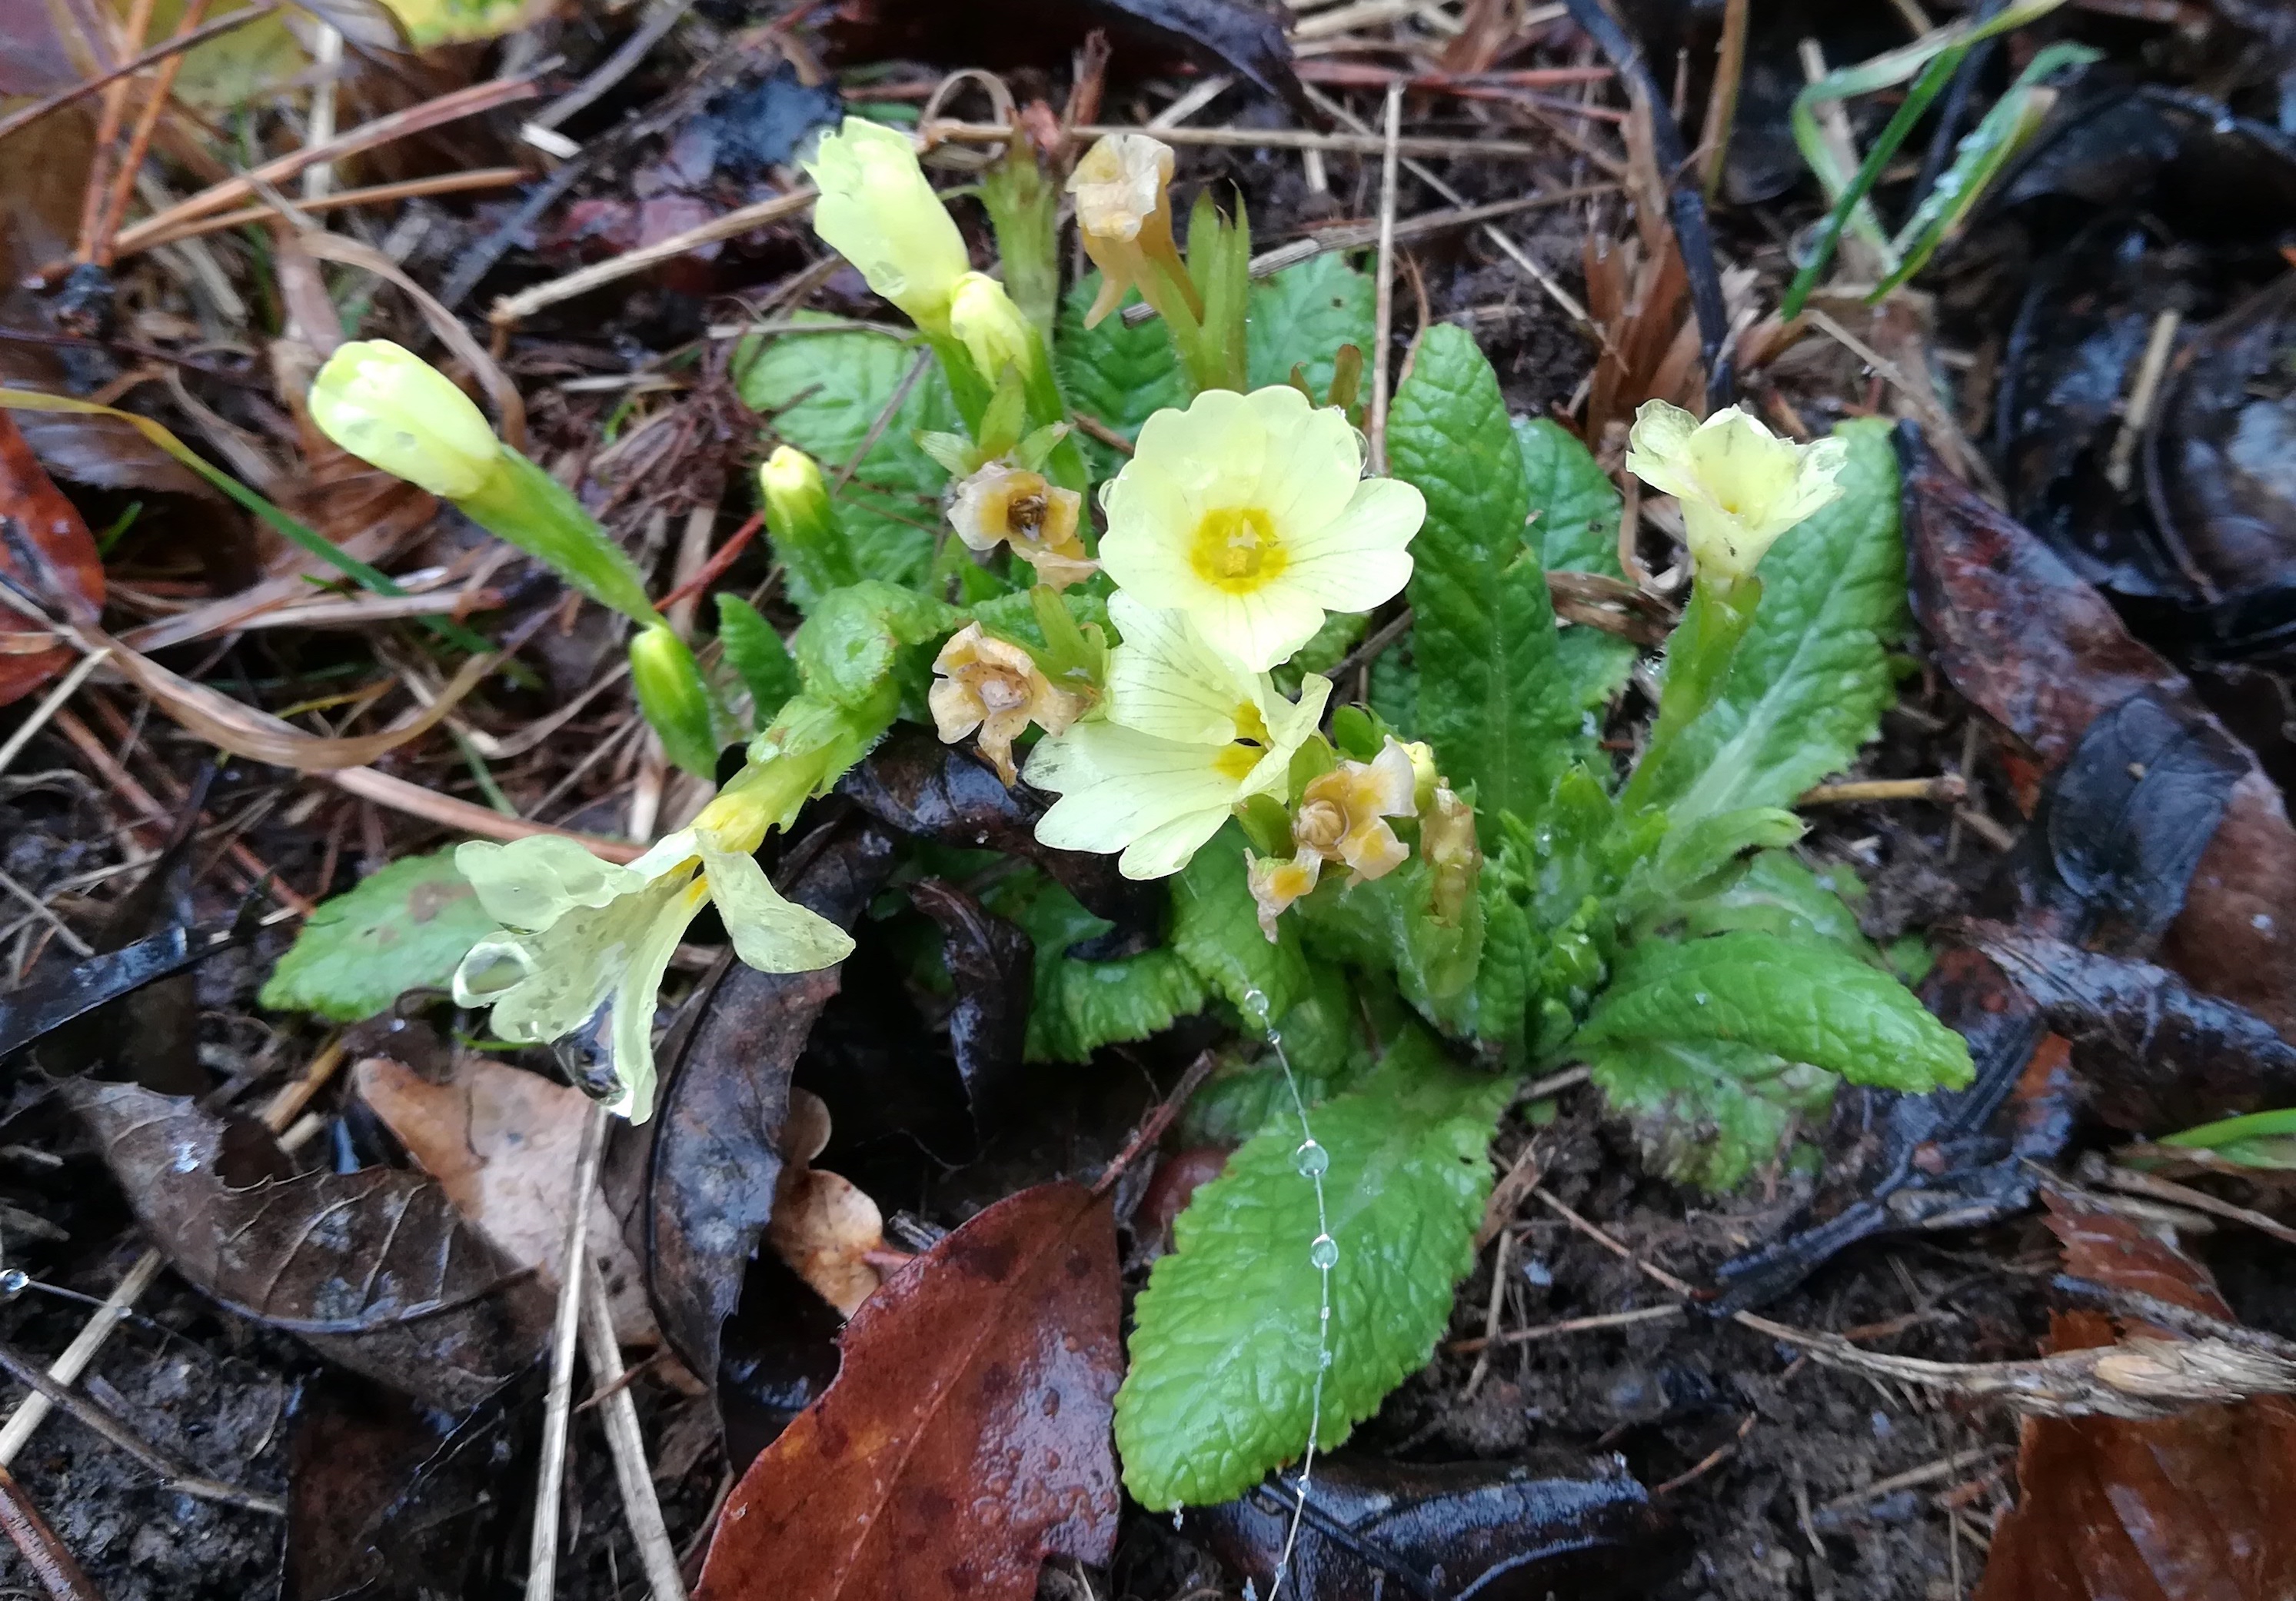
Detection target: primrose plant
<box><xmin>296</xmin><ymin>115</ymin><xmax>1974</xmax><ymax>1513</ymax></box>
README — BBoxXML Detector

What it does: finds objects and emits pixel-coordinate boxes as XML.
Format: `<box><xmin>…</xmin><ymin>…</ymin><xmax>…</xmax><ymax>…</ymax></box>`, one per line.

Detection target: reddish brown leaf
<box><xmin>1978</xmin><ymin>1194</ymin><xmax>2296</xmax><ymax>1599</ymax></box>
<box><xmin>694</xmin><ymin>1180</ymin><xmax>1123</xmax><ymax>1601</ymax></box>
<box><xmin>0</xmin><ymin>407</ymin><xmax>102</xmax><ymax>706</ymax></box>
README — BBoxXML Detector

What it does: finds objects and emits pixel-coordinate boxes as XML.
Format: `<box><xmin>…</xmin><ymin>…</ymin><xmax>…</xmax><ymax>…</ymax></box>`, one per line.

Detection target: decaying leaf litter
<box><xmin>4</xmin><ymin>0</ymin><xmax>2296</xmax><ymax>1597</ymax></box>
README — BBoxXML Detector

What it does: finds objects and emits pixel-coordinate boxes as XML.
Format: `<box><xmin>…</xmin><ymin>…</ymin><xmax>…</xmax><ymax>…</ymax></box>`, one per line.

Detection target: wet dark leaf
<box><xmin>0</xmin><ymin>408</ymin><xmax>101</xmax><ymax>707</ymax></box>
<box><xmin>1965</xmin><ymin>922</ymin><xmax>2296</xmax><ymax>1132</ymax></box>
<box><xmin>68</xmin><ymin>1080</ymin><xmax>551</xmax><ymax>1411</ymax></box>
<box><xmin>839</xmin><ymin>727</ymin><xmax>1164</xmax><ymax>949</ymax></box>
<box><xmin>1190</xmin><ymin>1454</ymin><xmax>1685</xmax><ymax>1601</ymax></box>
<box><xmin>1086</xmin><ymin>0</ymin><xmax>1308</xmax><ymax>116</ymax></box>
<box><xmin>0</xmin><ymin>917</ymin><xmax>248</xmax><ymax>1063</ymax></box>
<box><xmin>696</xmin><ymin>58</ymin><xmax>845</xmax><ymax>181</ymax></box>
<box><xmin>284</xmin><ymin>1375</ymin><xmax>457</xmax><ymax>1600</ymax></box>
<box><xmin>717</xmin><ymin>1250</ymin><xmax>847</xmax><ymax>1475</ymax></box>
<box><xmin>615</xmin><ymin>815</ymin><xmax>895</xmax><ymax>1390</ymax></box>
<box><xmin>907</xmin><ymin>877</ymin><xmax>1033</xmax><ymax>1137</ymax></box>
<box><xmin>693</xmin><ymin>1180</ymin><xmax>1122</xmax><ymax>1601</ymax></box>
<box><xmin>1975</xmin><ymin>1193</ymin><xmax>2296</xmax><ymax>1599</ymax></box>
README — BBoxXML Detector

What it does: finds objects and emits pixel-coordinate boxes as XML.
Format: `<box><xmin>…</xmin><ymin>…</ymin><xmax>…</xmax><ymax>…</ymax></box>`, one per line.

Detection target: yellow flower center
<box><xmin>1189</xmin><ymin>507</ymin><xmax>1287</xmax><ymax>594</ymax></box>
<box><xmin>1213</xmin><ymin>743</ymin><xmax>1263</xmax><ymax>781</ymax></box>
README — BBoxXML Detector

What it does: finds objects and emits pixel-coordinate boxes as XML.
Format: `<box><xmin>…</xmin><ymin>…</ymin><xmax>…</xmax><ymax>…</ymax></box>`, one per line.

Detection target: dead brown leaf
<box><xmin>355</xmin><ymin>1054</ymin><xmax>658</xmax><ymax>1346</ymax></box>
<box><xmin>766</xmin><ymin>1088</ymin><xmax>883</xmax><ymax>1317</ymax></box>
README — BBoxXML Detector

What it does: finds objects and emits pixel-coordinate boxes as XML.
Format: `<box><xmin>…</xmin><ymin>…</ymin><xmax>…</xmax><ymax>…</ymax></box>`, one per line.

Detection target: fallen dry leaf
<box><xmin>356</xmin><ymin>1054</ymin><xmax>658</xmax><ymax>1346</ymax></box>
<box><xmin>767</xmin><ymin>1088</ymin><xmax>884</xmax><ymax>1317</ymax></box>
<box><xmin>1977</xmin><ymin>1193</ymin><xmax>2296</xmax><ymax>1599</ymax></box>
<box><xmin>0</xmin><ymin>407</ymin><xmax>101</xmax><ymax>707</ymax></box>
<box><xmin>695</xmin><ymin>1180</ymin><xmax>1123</xmax><ymax>1601</ymax></box>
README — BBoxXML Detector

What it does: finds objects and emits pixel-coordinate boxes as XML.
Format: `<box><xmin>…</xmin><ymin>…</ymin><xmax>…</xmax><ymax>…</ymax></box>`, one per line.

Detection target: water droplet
<box><xmin>1319</xmin><ymin>1348</ymin><xmax>1335</xmax><ymax>1369</ymax></box>
<box><xmin>1309</xmin><ymin>1233</ymin><xmax>1339</xmax><ymax>1269</ymax></box>
<box><xmin>1173</xmin><ymin>1509</ymin><xmax>1187</xmax><ymax>1531</ymax></box>
<box><xmin>1293</xmin><ymin>1139</ymin><xmax>1329</xmax><ymax>1177</ymax></box>
<box><xmin>1692</xmin><ymin>991</ymin><xmax>1710</xmax><ymax>1006</ymax></box>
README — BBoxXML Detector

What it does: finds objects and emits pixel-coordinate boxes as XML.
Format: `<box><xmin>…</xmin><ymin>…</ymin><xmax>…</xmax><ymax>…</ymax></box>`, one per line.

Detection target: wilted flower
<box><xmin>451</xmin><ymin>761</ymin><xmax>853</xmax><ymax>1123</ymax></box>
<box><xmin>1099</xmin><ymin>385</ymin><xmax>1423</xmax><ymax>671</ymax></box>
<box><xmin>1294</xmin><ymin>739</ymin><xmax>1418</xmax><ymax>884</ymax></box>
<box><xmin>1625</xmin><ymin>401</ymin><xmax>1848</xmax><ymax>581</ymax></box>
<box><xmin>1420</xmin><ymin>784</ymin><xmax>1481</xmax><ymax>927</ymax></box>
<box><xmin>308</xmin><ymin>339</ymin><xmax>500</xmax><ymax>499</ymax></box>
<box><xmin>928</xmin><ymin>622</ymin><xmax>1086</xmax><ymax>785</ymax></box>
<box><xmin>1027</xmin><ymin>595</ymin><xmax>1330</xmax><ymax>880</ymax></box>
<box><xmin>1067</xmin><ymin>132</ymin><xmax>1195</xmax><ymax>329</ymax></box>
<box><xmin>1246</xmin><ymin>850</ymin><xmax>1322</xmax><ymax>941</ymax></box>
<box><xmin>801</xmin><ymin>117</ymin><xmax>971</xmax><ymax>332</ymax></box>
<box><xmin>949</xmin><ymin>461</ymin><xmax>1094</xmax><ymax>590</ymax></box>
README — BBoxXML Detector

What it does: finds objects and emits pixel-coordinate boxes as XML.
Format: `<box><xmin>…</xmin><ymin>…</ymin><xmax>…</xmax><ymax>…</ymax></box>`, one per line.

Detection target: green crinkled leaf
<box><xmin>1389</xmin><ymin>324</ymin><xmax>1581</xmax><ymax>832</ymax></box>
<box><xmin>736</xmin><ymin>320</ymin><xmax>958</xmax><ymax>587</ymax></box>
<box><xmin>258</xmin><ymin>850</ymin><xmax>497</xmax><ymax>1023</ymax></box>
<box><xmin>1516</xmin><ymin>415</ymin><xmax>1637</xmax><ymax>717</ymax></box>
<box><xmin>1246</xmin><ymin>252</ymin><xmax>1376</xmax><ymax>402</ymax></box>
<box><xmin>1171</xmin><ymin>824</ymin><xmax>1310</xmax><ymax>1029</ymax></box>
<box><xmin>1056</xmin><ymin>276</ymin><xmax>1188</xmax><ymax>481</ymax></box>
<box><xmin>994</xmin><ymin>874</ymin><xmax>1208</xmax><ymax>1063</ymax></box>
<box><xmin>716</xmin><ymin>594</ymin><xmax>800</xmax><ymax>724</ymax></box>
<box><xmin>1116</xmin><ymin>1031</ymin><xmax>1511</xmax><ymax>1508</ymax></box>
<box><xmin>1369</xmin><ymin>644</ymin><xmax>1417</xmax><ymax>736</ymax></box>
<box><xmin>1575</xmin><ymin>930</ymin><xmax>1972</xmax><ymax>1093</ymax></box>
<box><xmin>1587</xmin><ymin>1037</ymin><xmax>1835</xmax><ymax>1193</ymax></box>
<box><xmin>789</xmin><ymin>579</ymin><xmax>960</xmax><ymax>715</ymax></box>
<box><xmin>1184</xmin><ymin>963</ymin><xmax>1383</xmax><ymax>1143</ymax></box>
<box><xmin>1675</xmin><ymin>850</ymin><xmax>1882</xmax><ymax>962</ymax></box>
<box><xmin>1635</xmin><ymin>418</ymin><xmax>1908</xmax><ymax>822</ymax></box>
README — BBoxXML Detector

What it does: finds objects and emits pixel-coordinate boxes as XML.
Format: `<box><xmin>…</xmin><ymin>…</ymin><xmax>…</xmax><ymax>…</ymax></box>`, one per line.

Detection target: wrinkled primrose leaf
<box><xmin>261</xmin><ymin>850</ymin><xmax>497</xmax><ymax>1022</ymax></box>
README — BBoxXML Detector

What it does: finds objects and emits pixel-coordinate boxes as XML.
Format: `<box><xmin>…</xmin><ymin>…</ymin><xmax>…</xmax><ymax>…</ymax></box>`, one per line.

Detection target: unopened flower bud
<box><xmin>1625</xmin><ymin>401</ymin><xmax>1848</xmax><ymax>581</ymax></box>
<box><xmin>949</xmin><ymin>271</ymin><xmax>1038</xmax><ymax>387</ymax></box>
<box><xmin>802</xmin><ymin>117</ymin><xmax>971</xmax><ymax>332</ymax></box>
<box><xmin>1421</xmin><ymin>784</ymin><xmax>1482</xmax><ymax>927</ymax></box>
<box><xmin>760</xmin><ymin>446</ymin><xmax>857</xmax><ymax>598</ymax></box>
<box><xmin>928</xmin><ymin>623</ymin><xmax>1086</xmax><ymax>786</ymax></box>
<box><xmin>308</xmin><ymin>339</ymin><xmax>500</xmax><ymax>500</ymax></box>
<box><xmin>629</xmin><ymin>623</ymin><xmax>720</xmax><ymax>780</ymax></box>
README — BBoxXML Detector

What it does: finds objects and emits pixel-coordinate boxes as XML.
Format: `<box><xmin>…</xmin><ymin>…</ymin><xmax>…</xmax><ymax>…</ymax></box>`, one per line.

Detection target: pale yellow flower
<box><xmin>949</xmin><ymin>461</ymin><xmax>1095</xmax><ymax>591</ymax></box>
<box><xmin>1026</xmin><ymin>594</ymin><xmax>1330</xmax><ymax>879</ymax></box>
<box><xmin>451</xmin><ymin>761</ymin><xmax>852</xmax><ymax>1123</ymax></box>
<box><xmin>1246</xmin><ymin>850</ymin><xmax>1323</xmax><ymax>941</ymax></box>
<box><xmin>1067</xmin><ymin>132</ymin><xmax>1196</xmax><ymax>328</ymax></box>
<box><xmin>801</xmin><ymin>118</ymin><xmax>971</xmax><ymax>332</ymax></box>
<box><xmin>308</xmin><ymin>339</ymin><xmax>499</xmax><ymax>499</ymax></box>
<box><xmin>928</xmin><ymin>623</ymin><xmax>1086</xmax><ymax>785</ymax></box>
<box><xmin>1625</xmin><ymin>401</ymin><xmax>1849</xmax><ymax>581</ymax></box>
<box><xmin>1099</xmin><ymin>385</ymin><xmax>1423</xmax><ymax>671</ymax></box>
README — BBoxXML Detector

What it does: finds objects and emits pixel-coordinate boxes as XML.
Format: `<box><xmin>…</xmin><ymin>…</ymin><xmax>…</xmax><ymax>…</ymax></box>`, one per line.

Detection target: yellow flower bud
<box><xmin>928</xmin><ymin>623</ymin><xmax>1086</xmax><ymax>786</ymax></box>
<box><xmin>628</xmin><ymin>623</ymin><xmax>719</xmax><ymax>780</ymax></box>
<box><xmin>1066</xmin><ymin>132</ymin><xmax>1197</xmax><ymax>328</ymax></box>
<box><xmin>308</xmin><ymin>339</ymin><xmax>499</xmax><ymax>500</ymax></box>
<box><xmin>759</xmin><ymin>445</ymin><xmax>857</xmax><ymax>599</ymax></box>
<box><xmin>948</xmin><ymin>271</ymin><xmax>1037</xmax><ymax>386</ymax></box>
<box><xmin>1420</xmin><ymin>784</ymin><xmax>1482</xmax><ymax>927</ymax></box>
<box><xmin>801</xmin><ymin>117</ymin><xmax>971</xmax><ymax>331</ymax></box>
<box><xmin>1625</xmin><ymin>401</ymin><xmax>1850</xmax><ymax>581</ymax></box>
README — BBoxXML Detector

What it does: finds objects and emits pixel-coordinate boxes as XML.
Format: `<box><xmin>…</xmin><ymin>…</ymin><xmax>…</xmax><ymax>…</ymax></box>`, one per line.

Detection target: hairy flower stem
<box><xmin>1620</xmin><ymin>573</ymin><xmax>1761</xmax><ymax>812</ymax></box>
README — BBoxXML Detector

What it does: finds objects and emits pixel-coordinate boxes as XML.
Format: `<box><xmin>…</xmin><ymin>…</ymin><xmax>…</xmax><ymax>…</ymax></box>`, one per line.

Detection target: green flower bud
<box><xmin>949</xmin><ymin>271</ymin><xmax>1037</xmax><ymax>386</ymax></box>
<box><xmin>308</xmin><ymin>339</ymin><xmax>500</xmax><ymax>499</ymax></box>
<box><xmin>759</xmin><ymin>446</ymin><xmax>857</xmax><ymax>603</ymax></box>
<box><xmin>629</xmin><ymin>623</ymin><xmax>720</xmax><ymax>779</ymax></box>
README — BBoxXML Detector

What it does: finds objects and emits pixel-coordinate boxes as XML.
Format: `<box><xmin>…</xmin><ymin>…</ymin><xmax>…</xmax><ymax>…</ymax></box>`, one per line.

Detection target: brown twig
<box><xmin>1096</xmin><ymin>1052</ymin><xmax>1220</xmax><ymax>1199</ymax></box>
<box><xmin>90</xmin><ymin>0</ymin><xmax>214</xmax><ymax>266</ymax></box>
<box><xmin>658</xmin><ymin>511</ymin><xmax>764</xmax><ymax>614</ymax></box>
<box><xmin>1696</xmin><ymin>0</ymin><xmax>1750</xmax><ymax>202</ymax></box>
<box><xmin>0</xmin><ymin>4</ymin><xmax>280</xmax><ymax>152</ymax></box>
<box><xmin>1068</xmin><ymin>411</ymin><xmax>1136</xmax><ymax>457</ymax></box>
<box><xmin>1446</xmin><ymin>1303</ymin><xmax>1684</xmax><ymax>1354</ymax></box>
<box><xmin>74</xmin><ymin>0</ymin><xmax>158</xmax><ymax>264</ymax></box>
<box><xmin>128</xmin><ymin>169</ymin><xmax>527</xmax><ymax>253</ymax></box>
<box><xmin>1798</xmin><ymin>775</ymin><xmax>1968</xmax><ymax>807</ymax></box>
<box><xmin>579</xmin><ymin>1264</ymin><xmax>687</xmax><ymax>1600</ymax></box>
<box><xmin>1367</xmin><ymin>84</ymin><xmax>1403</xmax><ymax>475</ymax></box>
<box><xmin>526</xmin><ymin>1102</ymin><xmax>608</xmax><ymax>1601</ymax></box>
<box><xmin>0</xmin><ymin>1465</ymin><xmax>101</xmax><ymax>1601</ymax></box>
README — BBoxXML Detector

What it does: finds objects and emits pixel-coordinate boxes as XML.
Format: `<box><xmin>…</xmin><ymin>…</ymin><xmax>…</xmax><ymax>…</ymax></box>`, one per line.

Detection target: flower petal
<box><xmin>468</xmin><ymin>873</ymin><xmax>690</xmax><ymax>1047</ymax></box>
<box><xmin>1103</xmin><ymin>594</ymin><xmax>1256</xmax><ymax>743</ymax></box>
<box><xmin>607</xmin><ymin>878</ymin><xmax>708</xmax><ymax>1124</ymax></box>
<box><xmin>455</xmin><ymin>835</ymin><xmax>644</xmax><ymax>931</ymax></box>
<box><xmin>1118</xmin><ymin>807</ymin><xmax>1233</xmax><ymax>880</ymax></box>
<box><xmin>700</xmin><ymin>841</ymin><xmax>857</xmax><ymax>974</ymax></box>
<box><xmin>1623</xmin><ymin>399</ymin><xmax>1704</xmax><ymax>501</ymax></box>
<box><xmin>1282</xmin><ymin>475</ymin><xmax>1422</xmax><ymax>611</ymax></box>
<box><xmin>1026</xmin><ymin>721</ymin><xmax>1240</xmax><ymax>859</ymax></box>
<box><xmin>1251</xmin><ymin>393</ymin><xmax>1359</xmax><ymax>534</ymax></box>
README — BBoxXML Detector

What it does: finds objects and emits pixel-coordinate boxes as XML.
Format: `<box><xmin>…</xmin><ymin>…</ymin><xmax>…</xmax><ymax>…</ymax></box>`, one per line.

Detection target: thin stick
<box><xmin>1799</xmin><ymin>775</ymin><xmax>1968</xmax><ymax>807</ymax></box>
<box><xmin>130</xmin><ymin>168</ymin><xmax>527</xmax><ymax>252</ymax></box>
<box><xmin>656</xmin><ymin>512</ymin><xmax>762</xmax><ymax>615</ymax></box>
<box><xmin>0</xmin><ymin>1251</ymin><xmax>163</xmax><ymax>1467</ymax></box>
<box><xmin>1697</xmin><ymin>0</ymin><xmax>1749</xmax><ymax>203</ymax></box>
<box><xmin>87</xmin><ymin>75</ymin><xmax>541</xmax><ymax>272</ymax></box>
<box><xmin>92</xmin><ymin>0</ymin><xmax>214</xmax><ymax>263</ymax></box>
<box><xmin>0</xmin><ymin>1464</ymin><xmax>100</xmax><ymax>1601</ymax></box>
<box><xmin>1815</xmin><ymin>1444</ymin><xmax>2009</xmax><ymax>1515</ymax></box>
<box><xmin>926</xmin><ymin>118</ymin><xmax>1547</xmax><ymax>160</ymax></box>
<box><xmin>0</xmin><ymin>650</ymin><xmax>111</xmax><ymax>779</ymax></box>
<box><xmin>328</xmin><ymin>766</ymin><xmax>644</xmax><ymax>863</ymax></box>
<box><xmin>1068</xmin><ymin>411</ymin><xmax>1135</xmax><ymax>458</ymax></box>
<box><xmin>526</xmin><ymin>1102</ymin><xmax>608</xmax><ymax>1601</ymax></box>
<box><xmin>490</xmin><ymin>188</ymin><xmax>816</xmax><ymax>327</ymax></box>
<box><xmin>0</xmin><ymin>1340</ymin><xmax>284</xmax><ymax>1516</ymax></box>
<box><xmin>2095</xmin><ymin>1164</ymin><xmax>2296</xmax><ymax>1248</ymax></box>
<box><xmin>530</xmin><ymin>0</ymin><xmax>696</xmax><ymax>133</ymax></box>
<box><xmin>1368</xmin><ymin>85</ymin><xmax>1403</xmax><ymax>476</ymax></box>
<box><xmin>1447</xmin><ymin>1303</ymin><xmax>1684</xmax><ymax>1353</ymax></box>
<box><xmin>301</xmin><ymin>23</ymin><xmax>344</xmax><ymax>202</ymax></box>
<box><xmin>1461</xmin><ymin>1227</ymin><xmax>1510</xmax><ymax>1398</ymax></box>
<box><xmin>580</xmin><ymin>1265</ymin><xmax>687</xmax><ymax>1601</ymax></box>
<box><xmin>0</xmin><ymin>3</ymin><xmax>280</xmax><ymax>151</ymax></box>
<box><xmin>1529</xmin><ymin>1187</ymin><xmax>1697</xmax><ymax>1296</ymax></box>
<box><xmin>75</xmin><ymin>0</ymin><xmax>158</xmax><ymax>263</ymax></box>
<box><xmin>2105</xmin><ymin>308</ymin><xmax>2180</xmax><ymax>491</ymax></box>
